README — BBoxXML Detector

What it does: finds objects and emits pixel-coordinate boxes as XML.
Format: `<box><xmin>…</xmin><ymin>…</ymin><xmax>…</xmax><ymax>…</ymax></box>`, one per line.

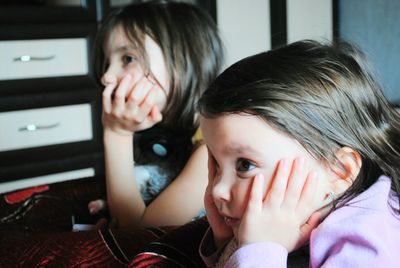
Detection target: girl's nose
<box><xmin>212</xmin><ymin>174</ymin><xmax>232</xmax><ymax>203</ymax></box>
<box><xmin>101</xmin><ymin>65</ymin><xmax>120</xmax><ymax>86</ymax></box>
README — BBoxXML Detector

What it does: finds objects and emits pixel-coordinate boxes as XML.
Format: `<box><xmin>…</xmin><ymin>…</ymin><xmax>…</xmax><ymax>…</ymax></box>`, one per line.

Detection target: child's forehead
<box><xmin>201</xmin><ymin>114</ymin><xmax>307</xmax><ymax>151</ymax></box>
<box><xmin>200</xmin><ymin>114</ymin><xmax>274</xmax><ymax>142</ymax></box>
<box><xmin>103</xmin><ymin>26</ymin><xmax>141</xmax><ymax>53</ymax></box>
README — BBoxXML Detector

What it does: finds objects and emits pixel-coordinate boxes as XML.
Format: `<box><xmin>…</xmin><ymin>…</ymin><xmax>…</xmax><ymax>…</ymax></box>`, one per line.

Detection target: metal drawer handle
<box><xmin>13</xmin><ymin>55</ymin><xmax>56</xmax><ymax>62</ymax></box>
<box><xmin>19</xmin><ymin>123</ymin><xmax>60</xmax><ymax>132</ymax></box>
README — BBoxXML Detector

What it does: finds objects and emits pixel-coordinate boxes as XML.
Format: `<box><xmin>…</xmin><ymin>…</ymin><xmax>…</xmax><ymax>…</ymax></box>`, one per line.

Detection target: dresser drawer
<box><xmin>0</xmin><ymin>104</ymin><xmax>93</xmax><ymax>152</ymax></box>
<box><xmin>0</xmin><ymin>167</ymin><xmax>95</xmax><ymax>194</ymax></box>
<box><xmin>0</xmin><ymin>38</ymin><xmax>88</xmax><ymax>80</ymax></box>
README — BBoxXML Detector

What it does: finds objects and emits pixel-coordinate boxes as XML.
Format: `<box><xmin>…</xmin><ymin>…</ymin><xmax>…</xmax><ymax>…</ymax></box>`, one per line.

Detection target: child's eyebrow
<box><xmin>225</xmin><ymin>143</ymin><xmax>261</xmax><ymax>157</ymax></box>
<box><xmin>113</xmin><ymin>45</ymin><xmax>136</xmax><ymax>53</ymax></box>
<box><xmin>111</xmin><ymin>45</ymin><xmax>136</xmax><ymax>53</ymax></box>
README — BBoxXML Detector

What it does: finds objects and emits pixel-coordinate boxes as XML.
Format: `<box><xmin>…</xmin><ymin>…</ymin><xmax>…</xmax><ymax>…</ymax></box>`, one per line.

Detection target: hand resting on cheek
<box><xmin>102</xmin><ymin>74</ymin><xmax>166</xmax><ymax>136</ymax></box>
<box><xmin>237</xmin><ymin>157</ymin><xmax>331</xmax><ymax>252</ymax></box>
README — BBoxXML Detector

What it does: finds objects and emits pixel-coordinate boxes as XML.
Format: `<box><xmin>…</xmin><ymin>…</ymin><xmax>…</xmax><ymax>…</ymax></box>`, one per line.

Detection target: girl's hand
<box><xmin>102</xmin><ymin>74</ymin><xmax>166</xmax><ymax>135</ymax></box>
<box><xmin>204</xmin><ymin>150</ymin><xmax>233</xmax><ymax>249</ymax></box>
<box><xmin>237</xmin><ymin>157</ymin><xmax>325</xmax><ymax>252</ymax></box>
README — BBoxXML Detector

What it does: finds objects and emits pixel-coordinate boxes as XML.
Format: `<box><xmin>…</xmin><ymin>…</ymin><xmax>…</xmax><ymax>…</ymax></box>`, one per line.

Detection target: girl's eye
<box><xmin>122</xmin><ymin>55</ymin><xmax>136</xmax><ymax>65</ymax></box>
<box><xmin>236</xmin><ymin>158</ymin><xmax>256</xmax><ymax>172</ymax></box>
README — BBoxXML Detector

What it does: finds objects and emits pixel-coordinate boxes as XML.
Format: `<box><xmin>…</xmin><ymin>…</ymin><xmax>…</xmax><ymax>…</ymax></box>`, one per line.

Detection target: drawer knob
<box><xmin>19</xmin><ymin>123</ymin><xmax>60</xmax><ymax>132</ymax></box>
<box><xmin>13</xmin><ymin>55</ymin><xmax>56</xmax><ymax>62</ymax></box>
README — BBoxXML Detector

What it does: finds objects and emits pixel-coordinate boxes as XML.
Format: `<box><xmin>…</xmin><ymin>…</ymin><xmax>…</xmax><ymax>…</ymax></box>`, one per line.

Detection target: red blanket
<box><xmin>0</xmin><ymin>177</ymin><xmax>208</xmax><ymax>267</ymax></box>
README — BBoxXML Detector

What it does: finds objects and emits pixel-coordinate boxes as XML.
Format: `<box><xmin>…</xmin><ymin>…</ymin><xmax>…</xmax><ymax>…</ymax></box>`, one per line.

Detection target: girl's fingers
<box><xmin>127</xmin><ymin>76</ymin><xmax>154</xmax><ymax>107</ymax></box>
<box><xmin>299</xmin><ymin>171</ymin><xmax>318</xmax><ymax>205</ymax></box>
<box><xmin>245</xmin><ymin>173</ymin><xmax>265</xmax><ymax>214</ymax></box>
<box><xmin>147</xmin><ymin>74</ymin><xmax>168</xmax><ymax>99</ymax></box>
<box><xmin>297</xmin><ymin>210</ymin><xmax>322</xmax><ymax>249</ymax></box>
<box><xmin>102</xmin><ymin>83</ymin><xmax>117</xmax><ymax>113</ymax></box>
<box><xmin>297</xmin><ymin>171</ymin><xmax>319</xmax><ymax>222</ymax></box>
<box><xmin>150</xmin><ymin>106</ymin><xmax>163</xmax><ymax>123</ymax></box>
<box><xmin>126</xmin><ymin>82</ymin><xmax>156</xmax><ymax>123</ymax></box>
<box><xmin>138</xmin><ymin>106</ymin><xmax>163</xmax><ymax>129</ymax></box>
<box><xmin>265</xmin><ymin>158</ymin><xmax>290</xmax><ymax>207</ymax></box>
<box><xmin>112</xmin><ymin>74</ymin><xmax>133</xmax><ymax>114</ymax></box>
<box><xmin>282</xmin><ymin>157</ymin><xmax>307</xmax><ymax>209</ymax></box>
<box><xmin>115</xmin><ymin>75</ymin><xmax>166</xmax><ymax>125</ymax></box>
<box><xmin>138</xmin><ymin>87</ymin><xmax>157</xmax><ymax>118</ymax></box>
<box><xmin>125</xmin><ymin>79</ymin><xmax>143</xmax><ymax>114</ymax></box>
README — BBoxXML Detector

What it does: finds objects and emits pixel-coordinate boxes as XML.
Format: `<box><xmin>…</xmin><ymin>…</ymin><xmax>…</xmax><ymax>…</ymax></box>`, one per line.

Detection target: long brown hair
<box><xmin>198</xmin><ymin>40</ymin><xmax>400</xmax><ymax>211</ymax></box>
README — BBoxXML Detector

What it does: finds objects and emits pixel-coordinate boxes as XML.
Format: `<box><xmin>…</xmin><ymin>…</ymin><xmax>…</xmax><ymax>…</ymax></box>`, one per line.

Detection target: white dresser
<box><xmin>0</xmin><ymin>0</ymin><xmax>104</xmax><ymax>192</ymax></box>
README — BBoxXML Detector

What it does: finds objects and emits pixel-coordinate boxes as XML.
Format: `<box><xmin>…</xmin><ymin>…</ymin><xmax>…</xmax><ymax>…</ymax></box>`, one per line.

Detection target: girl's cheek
<box><xmin>240</xmin><ymin>179</ymin><xmax>257</xmax><ymax>211</ymax></box>
<box><xmin>126</xmin><ymin>64</ymin><xmax>144</xmax><ymax>80</ymax></box>
<box><xmin>156</xmin><ymin>91</ymin><xmax>168</xmax><ymax>110</ymax></box>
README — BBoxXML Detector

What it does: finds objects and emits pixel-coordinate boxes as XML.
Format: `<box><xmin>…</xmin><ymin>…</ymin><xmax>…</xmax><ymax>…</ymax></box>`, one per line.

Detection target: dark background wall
<box><xmin>338</xmin><ymin>0</ymin><xmax>400</xmax><ymax>104</ymax></box>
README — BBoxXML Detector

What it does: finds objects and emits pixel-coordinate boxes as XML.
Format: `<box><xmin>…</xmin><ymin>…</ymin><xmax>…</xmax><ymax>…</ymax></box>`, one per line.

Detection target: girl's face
<box><xmin>200</xmin><ymin>114</ymin><xmax>334</xmax><ymax>235</ymax></box>
<box><xmin>101</xmin><ymin>26</ymin><xmax>169</xmax><ymax>110</ymax></box>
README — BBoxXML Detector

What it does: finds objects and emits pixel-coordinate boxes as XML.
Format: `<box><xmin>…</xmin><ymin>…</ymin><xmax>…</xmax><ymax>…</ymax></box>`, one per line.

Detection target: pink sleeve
<box><xmin>310</xmin><ymin>221</ymin><xmax>399</xmax><ymax>268</ymax></box>
<box><xmin>224</xmin><ymin>242</ymin><xmax>288</xmax><ymax>268</ymax></box>
<box><xmin>309</xmin><ymin>176</ymin><xmax>400</xmax><ymax>267</ymax></box>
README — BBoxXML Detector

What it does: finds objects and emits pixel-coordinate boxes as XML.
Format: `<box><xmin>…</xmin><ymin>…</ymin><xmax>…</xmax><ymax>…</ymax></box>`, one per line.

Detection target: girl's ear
<box><xmin>331</xmin><ymin>146</ymin><xmax>362</xmax><ymax>195</ymax></box>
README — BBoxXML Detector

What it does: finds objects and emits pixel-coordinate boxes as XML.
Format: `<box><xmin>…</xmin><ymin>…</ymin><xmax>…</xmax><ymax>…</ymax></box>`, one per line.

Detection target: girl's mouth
<box><xmin>224</xmin><ymin>216</ymin><xmax>239</xmax><ymax>227</ymax></box>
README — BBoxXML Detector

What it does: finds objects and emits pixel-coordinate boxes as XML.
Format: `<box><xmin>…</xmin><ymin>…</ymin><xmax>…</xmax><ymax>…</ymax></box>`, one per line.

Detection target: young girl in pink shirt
<box><xmin>198</xmin><ymin>40</ymin><xmax>400</xmax><ymax>267</ymax></box>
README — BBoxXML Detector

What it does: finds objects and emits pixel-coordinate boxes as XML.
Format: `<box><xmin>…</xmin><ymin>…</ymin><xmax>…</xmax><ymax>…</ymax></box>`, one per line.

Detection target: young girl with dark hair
<box><xmin>89</xmin><ymin>0</ymin><xmax>224</xmax><ymax>228</ymax></box>
<box><xmin>198</xmin><ymin>40</ymin><xmax>400</xmax><ymax>267</ymax></box>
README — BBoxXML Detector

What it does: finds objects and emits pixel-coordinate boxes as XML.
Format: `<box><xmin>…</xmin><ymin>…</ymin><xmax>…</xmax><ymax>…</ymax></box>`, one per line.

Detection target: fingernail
<box><xmin>310</xmin><ymin>171</ymin><xmax>318</xmax><ymax>180</ymax></box>
<box><xmin>281</xmin><ymin>158</ymin><xmax>289</xmax><ymax>168</ymax></box>
<box><xmin>297</xmin><ymin>157</ymin><xmax>305</xmax><ymax>166</ymax></box>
